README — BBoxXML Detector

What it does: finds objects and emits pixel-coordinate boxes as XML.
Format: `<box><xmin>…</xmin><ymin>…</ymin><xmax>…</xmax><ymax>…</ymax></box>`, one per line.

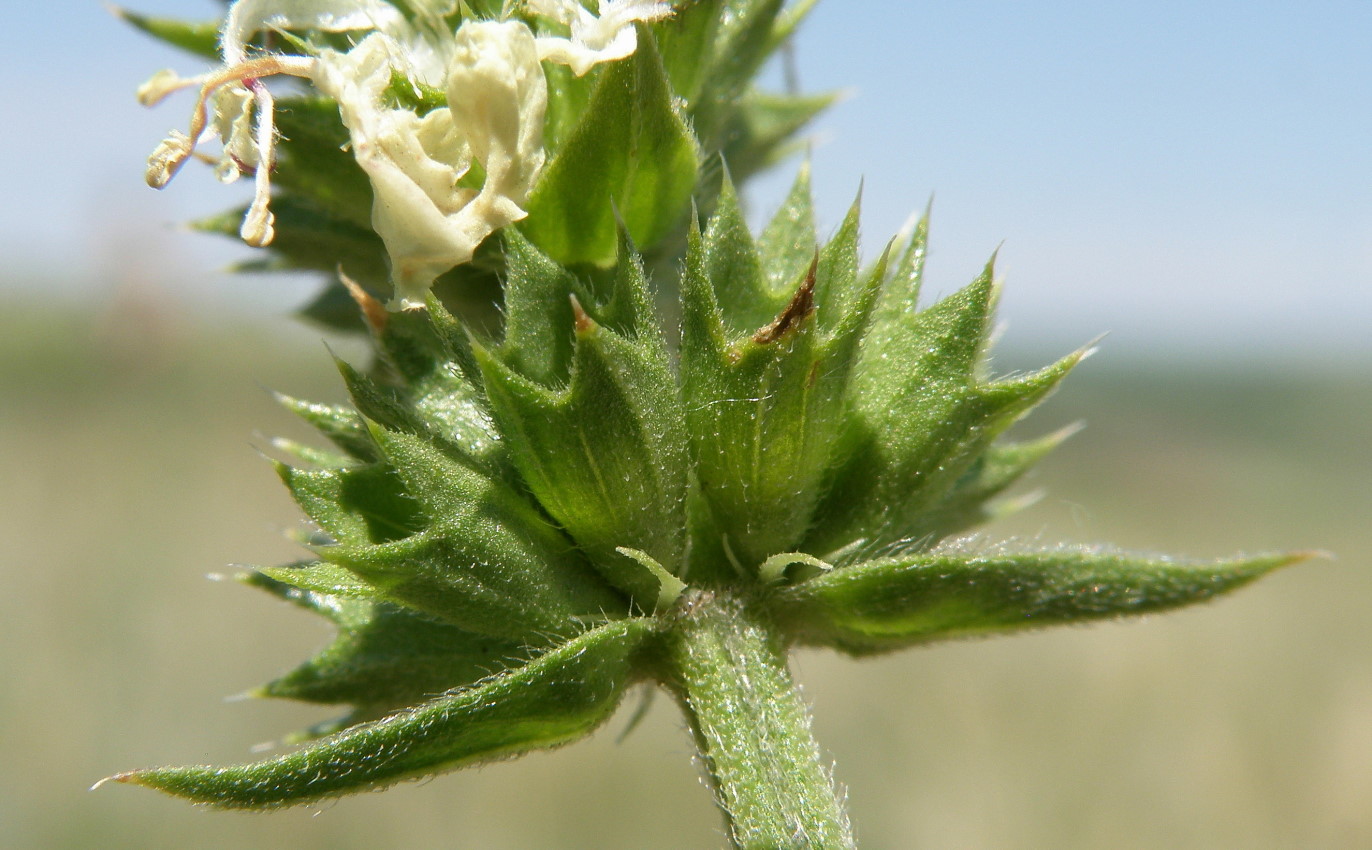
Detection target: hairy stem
<box><xmin>661</xmin><ymin>590</ymin><xmax>854</xmax><ymax>850</ymax></box>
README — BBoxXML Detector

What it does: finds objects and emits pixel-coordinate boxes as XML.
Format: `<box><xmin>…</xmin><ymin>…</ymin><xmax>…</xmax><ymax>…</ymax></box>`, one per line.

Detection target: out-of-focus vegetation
<box><xmin>2</xmin><ymin>298</ymin><xmax>1367</xmax><ymax>849</ymax></box>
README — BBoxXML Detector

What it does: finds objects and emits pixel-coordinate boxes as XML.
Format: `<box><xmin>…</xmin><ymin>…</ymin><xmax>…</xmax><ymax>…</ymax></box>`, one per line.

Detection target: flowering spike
<box><xmin>118</xmin><ymin>4</ymin><xmax>1308</xmax><ymax>843</ymax></box>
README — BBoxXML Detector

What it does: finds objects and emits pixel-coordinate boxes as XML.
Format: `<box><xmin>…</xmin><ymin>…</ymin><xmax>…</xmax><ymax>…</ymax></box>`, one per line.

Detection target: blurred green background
<box><xmin>2</xmin><ymin>292</ymin><xmax>1366</xmax><ymax>849</ymax></box>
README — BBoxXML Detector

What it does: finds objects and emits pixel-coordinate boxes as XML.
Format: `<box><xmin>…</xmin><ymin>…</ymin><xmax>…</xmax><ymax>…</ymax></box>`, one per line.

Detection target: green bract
<box><xmin>107</xmin><ymin>166</ymin><xmax>1302</xmax><ymax>810</ymax></box>
<box><xmin>114</xmin><ymin>0</ymin><xmax>1307</xmax><ymax>844</ymax></box>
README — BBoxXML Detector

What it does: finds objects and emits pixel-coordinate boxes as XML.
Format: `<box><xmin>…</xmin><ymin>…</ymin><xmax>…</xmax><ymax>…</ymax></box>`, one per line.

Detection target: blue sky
<box><xmin>6</xmin><ymin>1</ymin><xmax>1370</xmax><ymax>358</ymax></box>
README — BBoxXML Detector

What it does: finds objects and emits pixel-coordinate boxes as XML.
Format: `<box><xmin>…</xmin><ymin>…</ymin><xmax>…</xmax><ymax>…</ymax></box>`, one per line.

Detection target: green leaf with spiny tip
<box><xmin>114</xmin><ymin>8</ymin><xmax>220</xmax><ymax>59</ymax></box>
<box><xmin>758</xmin><ymin>163</ymin><xmax>818</xmax><ymax>294</ymax></box>
<box><xmin>242</xmin><ymin>572</ymin><xmax>526</xmax><ymax>715</ymax></box>
<box><xmin>272</xmin><ymin>97</ymin><xmax>375</xmax><ymax>231</ymax></box>
<box><xmin>195</xmin><ymin>196</ymin><xmax>388</xmax><ymax>288</ymax></box>
<box><xmin>683</xmin><ymin>261</ymin><xmax>852</xmax><ymax>570</ymax></box>
<box><xmin>859</xmin><ymin>254</ymin><xmax>998</xmax><ymax>400</ymax></box>
<box><xmin>810</xmin><ymin>342</ymin><xmax>1085</xmax><ymax>558</ymax></box>
<box><xmin>811</xmin><ymin>192</ymin><xmax>866</xmax><ymax>336</ymax></box>
<box><xmin>877</xmin><ymin>208</ymin><xmax>930</xmax><ymax>321</ymax></box>
<box><xmin>275</xmin><ymin>394</ymin><xmax>378</xmax><ymax>463</ymax></box>
<box><xmin>254</xmin><ymin>561</ymin><xmax>385</xmax><ymax>602</ymax></box>
<box><xmin>904</xmin><ymin>424</ymin><xmax>1082</xmax><ymax>546</ymax></box>
<box><xmin>720</xmin><ymin>89</ymin><xmax>837</xmax><ymax>186</ymax></box>
<box><xmin>271</xmin><ymin>437</ymin><xmax>354</xmax><ymax>469</ymax></box>
<box><xmin>680</xmin><ymin>218</ymin><xmax>729</xmax><ymax>361</ymax></box>
<box><xmin>334</xmin><ymin>358</ymin><xmax>428</xmax><ymax>437</ymax></box>
<box><xmin>369</xmin><ymin>308</ymin><xmax>506</xmax><ymax>474</ymax></box>
<box><xmin>313</xmin><ymin>532</ymin><xmax>554</xmax><ymax>642</ymax></box>
<box><xmin>580</xmin><ymin>223</ymin><xmax>659</xmax><ymax>338</ymax></box>
<box><xmin>358</xmin><ymin>423</ymin><xmax>626</xmax><ymax>635</ymax></box>
<box><xmin>500</xmin><ymin>230</ymin><xmax>579</xmax><ymax>385</ymax></box>
<box><xmin>421</xmin><ymin>292</ymin><xmax>483</xmax><ymax>385</ymax></box>
<box><xmin>277</xmin><ymin>461</ymin><xmax>423</xmax><ymax>545</ymax></box>
<box><xmin>106</xmin><ymin>619</ymin><xmax>654</xmax><ymax>809</ymax></box>
<box><xmin>522</xmin><ymin>29</ymin><xmax>698</xmax><ymax>266</ymax></box>
<box><xmin>773</xmin><ymin>550</ymin><xmax>1313</xmax><ymax>654</ymax></box>
<box><xmin>474</xmin><ymin>310</ymin><xmax>690</xmax><ymax>605</ymax></box>
<box><xmin>805</xmin><ymin>261</ymin><xmax>1007</xmax><ymax>555</ymax></box>
<box><xmin>704</xmin><ymin>175</ymin><xmax>776</xmax><ymax>334</ymax></box>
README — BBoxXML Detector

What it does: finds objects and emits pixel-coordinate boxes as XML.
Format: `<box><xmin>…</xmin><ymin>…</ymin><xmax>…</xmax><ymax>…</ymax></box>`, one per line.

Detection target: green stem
<box><xmin>661</xmin><ymin>590</ymin><xmax>855</xmax><ymax>850</ymax></box>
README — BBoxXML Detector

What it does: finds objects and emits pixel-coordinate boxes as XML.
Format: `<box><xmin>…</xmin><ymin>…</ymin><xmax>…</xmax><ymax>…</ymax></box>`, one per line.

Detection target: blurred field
<box><xmin>2</xmin><ymin>297</ymin><xmax>1368</xmax><ymax>849</ymax></box>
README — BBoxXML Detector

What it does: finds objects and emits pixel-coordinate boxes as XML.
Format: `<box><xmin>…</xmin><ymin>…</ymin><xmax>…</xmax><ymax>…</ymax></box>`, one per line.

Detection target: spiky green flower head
<box><xmin>108</xmin><ymin>0</ymin><xmax>1307</xmax><ymax>831</ymax></box>
<box><xmin>123</xmin><ymin>0</ymin><xmax>829</xmax><ymax>320</ymax></box>
<box><xmin>102</xmin><ymin>162</ymin><xmax>1305</xmax><ymax>808</ymax></box>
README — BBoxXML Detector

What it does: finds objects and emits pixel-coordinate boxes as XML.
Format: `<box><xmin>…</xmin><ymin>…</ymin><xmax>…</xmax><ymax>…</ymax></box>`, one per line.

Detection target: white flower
<box><xmin>527</xmin><ymin>0</ymin><xmax>673</xmax><ymax>76</ymax></box>
<box><xmin>313</xmin><ymin>22</ymin><xmax>547</xmax><ymax>308</ymax></box>
<box><xmin>139</xmin><ymin>0</ymin><xmax>673</xmax><ymax>307</ymax></box>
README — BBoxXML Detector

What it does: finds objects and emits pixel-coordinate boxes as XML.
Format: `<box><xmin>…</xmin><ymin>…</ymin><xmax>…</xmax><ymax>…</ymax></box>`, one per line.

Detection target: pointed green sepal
<box><xmin>362</xmin><ymin>302</ymin><xmax>505</xmax><ymax>473</ymax></box>
<box><xmin>757</xmin><ymin>162</ymin><xmax>817</xmax><ymax>294</ymax></box>
<box><xmin>683</xmin><ymin>263</ymin><xmax>832</xmax><ymax>568</ymax></box>
<box><xmin>474</xmin><ymin>305</ymin><xmax>690</xmax><ymax>604</ymax></box>
<box><xmin>499</xmin><ymin>229</ymin><xmax>580</xmax><ymax>385</ymax></box>
<box><xmin>104</xmin><ymin>619</ymin><xmax>655</xmax><ymax>809</ymax></box>
<box><xmin>522</xmin><ymin>28</ymin><xmax>699</xmax><ymax>265</ymax></box>
<box><xmin>773</xmin><ymin>549</ymin><xmax>1313</xmax><ymax>654</ymax></box>
<box><xmin>254</xmin><ymin>561</ymin><xmax>385</xmax><ymax>602</ymax></box>
<box><xmin>808</xmin><ymin>262</ymin><xmax>1088</xmax><ymax>557</ymax></box>
<box><xmin>114</xmin><ymin>8</ymin><xmax>220</xmax><ymax>59</ymax></box>
<box><xmin>340</xmin><ymin>423</ymin><xmax>624</xmax><ymax>638</ymax></box>
<box><xmin>702</xmin><ymin>174</ymin><xmax>776</xmax><ymax>333</ymax></box>
<box><xmin>277</xmin><ymin>461</ymin><xmax>424</xmax><ymax>545</ymax></box>
<box><xmin>274</xmin><ymin>393</ymin><xmax>378</xmax><ymax>462</ymax></box>
<box><xmin>242</xmin><ymin>572</ymin><xmax>525</xmax><ymax>719</ymax></box>
<box><xmin>904</xmin><ymin>424</ymin><xmax>1083</xmax><ymax>546</ymax></box>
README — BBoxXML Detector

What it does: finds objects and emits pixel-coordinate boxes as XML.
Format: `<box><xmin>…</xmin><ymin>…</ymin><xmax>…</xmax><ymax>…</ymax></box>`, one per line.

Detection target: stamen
<box><xmin>144</xmin><ymin>54</ymin><xmax>314</xmax><ymax>245</ymax></box>
<box><xmin>145</xmin><ymin>131</ymin><xmax>193</xmax><ymax>188</ymax></box>
<box><xmin>137</xmin><ymin>69</ymin><xmax>205</xmax><ymax>107</ymax></box>
<box><xmin>240</xmin><ymin>78</ymin><xmax>280</xmax><ymax>247</ymax></box>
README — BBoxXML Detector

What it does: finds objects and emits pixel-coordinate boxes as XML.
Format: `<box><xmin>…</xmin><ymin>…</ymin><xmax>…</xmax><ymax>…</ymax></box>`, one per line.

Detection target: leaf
<box><xmin>255</xmin><ymin>561</ymin><xmax>385</xmax><ymax>601</ymax></box>
<box><xmin>757</xmin><ymin>162</ymin><xmax>817</xmax><ymax>293</ymax></box>
<box><xmin>682</xmin><ymin>221</ymin><xmax>825</xmax><ymax>567</ymax></box>
<box><xmin>194</xmin><ymin>196</ymin><xmax>389</xmax><ymax>289</ymax></box>
<box><xmin>369</xmin><ymin>308</ymin><xmax>507</xmax><ymax>477</ymax></box>
<box><xmin>276</xmin><ymin>461</ymin><xmax>424</xmax><ymax>545</ymax></box>
<box><xmin>681</xmin><ymin>186</ymin><xmax>880</xmax><ymax>568</ymax></box>
<box><xmin>475</xmin><ymin>307</ymin><xmax>690</xmax><ymax>604</ymax></box>
<box><xmin>275</xmin><ymin>393</ymin><xmax>378</xmax><ymax>462</ymax></box>
<box><xmin>522</xmin><ymin>30</ymin><xmax>699</xmax><ymax>266</ymax></box>
<box><xmin>806</xmin><ymin>255</ymin><xmax>1085</xmax><ymax>557</ymax></box>
<box><xmin>272</xmin><ymin>97</ymin><xmax>375</xmax><ymax>231</ymax></box>
<box><xmin>244</xmin><ymin>572</ymin><xmax>525</xmax><ymax>717</ymax></box>
<box><xmin>720</xmin><ymin>89</ymin><xmax>837</xmax><ymax>185</ymax></box>
<box><xmin>498</xmin><ymin>230</ymin><xmax>580</xmax><ymax>386</ymax></box>
<box><xmin>350</xmin><ymin>424</ymin><xmax>626</xmax><ymax>637</ymax></box>
<box><xmin>774</xmin><ymin>549</ymin><xmax>1312</xmax><ymax>654</ymax></box>
<box><xmin>114</xmin><ymin>8</ymin><xmax>220</xmax><ymax>59</ymax></box>
<box><xmin>702</xmin><ymin>175</ymin><xmax>777</xmax><ymax>334</ymax></box>
<box><xmin>107</xmin><ymin>619</ymin><xmax>654</xmax><ymax>809</ymax></box>
<box><xmin>903</xmin><ymin>425</ymin><xmax>1081</xmax><ymax>546</ymax></box>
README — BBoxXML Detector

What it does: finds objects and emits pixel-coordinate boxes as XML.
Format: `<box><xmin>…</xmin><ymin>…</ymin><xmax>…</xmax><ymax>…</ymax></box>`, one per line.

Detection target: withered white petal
<box><xmin>531</xmin><ymin>0</ymin><xmax>673</xmax><ymax>76</ymax></box>
<box><xmin>315</xmin><ymin>23</ymin><xmax>548</xmax><ymax>309</ymax></box>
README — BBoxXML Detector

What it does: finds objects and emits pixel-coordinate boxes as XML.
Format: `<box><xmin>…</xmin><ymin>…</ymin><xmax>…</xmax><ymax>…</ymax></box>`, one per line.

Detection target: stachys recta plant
<box><xmin>102</xmin><ymin>1</ymin><xmax>1310</xmax><ymax>846</ymax></box>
